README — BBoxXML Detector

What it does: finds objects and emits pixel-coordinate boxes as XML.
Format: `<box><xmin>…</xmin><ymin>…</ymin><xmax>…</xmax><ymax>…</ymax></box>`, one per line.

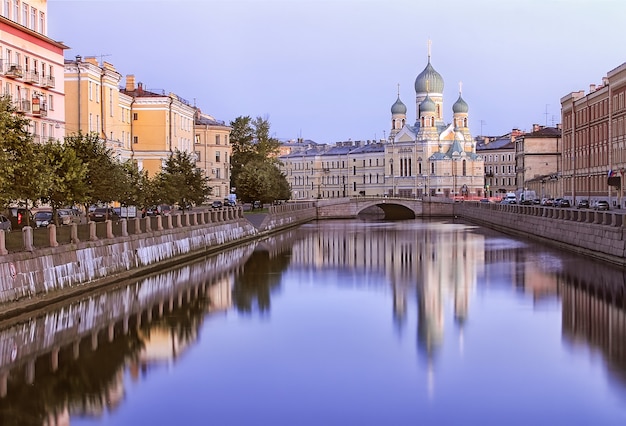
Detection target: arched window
<box><xmin>431</xmin><ymin>162</ymin><xmax>435</xmax><ymax>174</ymax></box>
<box><xmin>462</xmin><ymin>160</ymin><xmax>467</xmax><ymax>176</ymax></box>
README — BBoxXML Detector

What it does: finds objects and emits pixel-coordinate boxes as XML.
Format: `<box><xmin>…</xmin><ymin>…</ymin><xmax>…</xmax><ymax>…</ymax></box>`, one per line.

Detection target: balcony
<box><xmin>42</xmin><ymin>76</ymin><xmax>55</xmax><ymax>88</ymax></box>
<box><xmin>25</xmin><ymin>71</ymin><xmax>40</xmax><ymax>84</ymax></box>
<box><xmin>5</xmin><ymin>64</ymin><xmax>23</xmax><ymax>78</ymax></box>
<box><xmin>14</xmin><ymin>99</ymin><xmax>30</xmax><ymax>113</ymax></box>
<box><xmin>32</xmin><ymin>100</ymin><xmax>47</xmax><ymax>117</ymax></box>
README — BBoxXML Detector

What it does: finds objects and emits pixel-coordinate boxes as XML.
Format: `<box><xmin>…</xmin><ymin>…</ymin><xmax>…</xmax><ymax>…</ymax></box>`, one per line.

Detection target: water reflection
<box><xmin>0</xmin><ymin>220</ymin><xmax>625</xmax><ymax>424</ymax></box>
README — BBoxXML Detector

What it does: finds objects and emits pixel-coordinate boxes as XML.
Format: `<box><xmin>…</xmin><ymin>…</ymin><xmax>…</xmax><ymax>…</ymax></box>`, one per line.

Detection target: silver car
<box><xmin>0</xmin><ymin>214</ymin><xmax>11</xmax><ymax>232</ymax></box>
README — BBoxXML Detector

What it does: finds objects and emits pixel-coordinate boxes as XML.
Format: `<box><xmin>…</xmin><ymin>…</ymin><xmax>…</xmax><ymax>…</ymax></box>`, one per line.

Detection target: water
<box><xmin>1</xmin><ymin>219</ymin><xmax>626</xmax><ymax>425</ymax></box>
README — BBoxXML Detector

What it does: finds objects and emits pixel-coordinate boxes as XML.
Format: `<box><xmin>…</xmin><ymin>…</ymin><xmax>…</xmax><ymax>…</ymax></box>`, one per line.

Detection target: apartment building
<box><xmin>476</xmin><ymin>132</ymin><xmax>517</xmax><ymax>197</ymax></box>
<box><xmin>194</xmin><ymin>110</ymin><xmax>232</xmax><ymax>200</ymax></box>
<box><xmin>64</xmin><ymin>56</ymin><xmax>132</xmax><ymax>159</ymax></box>
<box><xmin>120</xmin><ymin>75</ymin><xmax>196</xmax><ymax>176</ymax></box>
<box><xmin>561</xmin><ymin>62</ymin><xmax>626</xmax><ymax>207</ymax></box>
<box><xmin>514</xmin><ymin>124</ymin><xmax>562</xmax><ymax>199</ymax></box>
<box><xmin>0</xmin><ymin>0</ymin><xmax>66</xmax><ymax>142</ymax></box>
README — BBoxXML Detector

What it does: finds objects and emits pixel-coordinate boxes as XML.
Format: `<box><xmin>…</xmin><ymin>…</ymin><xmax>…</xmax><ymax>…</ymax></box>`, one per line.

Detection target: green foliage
<box><xmin>235</xmin><ymin>159</ymin><xmax>290</xmax><ymax>204</ymax></box>
<box><xmin>153</xmin><ymin>149</ymin><xmax>211</xmax><ymax>210</ymax></box>
<box><xmin>118</xmin><ymin>160</ymin><xmax>149</xmax><ymax>208</ymax></box>
<box><xmin>0</xmin><ymin>95</ymin><xmax>47</xmax><ymax>209</ymax></box>
<box><xmin>64</xmin><ymin>132</ymin><xmax>124</xmax><ymax>206</ymax></box>
<box><xmin>40</xmin><ymin>140</ymin><xmax>88</xmax><ymax>224</ymax></box>
<box><xmin>230</xmin><ymin>115</ymin><xmax>289</xmax><ymax>203</ymax></box>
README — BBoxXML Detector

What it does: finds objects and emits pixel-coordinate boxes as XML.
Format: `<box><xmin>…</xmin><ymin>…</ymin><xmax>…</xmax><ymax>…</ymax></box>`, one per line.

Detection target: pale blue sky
<box><xmin>48</xmin><ymin>0</ymin><xmax>625</xmax><ymax>143</ymax></box>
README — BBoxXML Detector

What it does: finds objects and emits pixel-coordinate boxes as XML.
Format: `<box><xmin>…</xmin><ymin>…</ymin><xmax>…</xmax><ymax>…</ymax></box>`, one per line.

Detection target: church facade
<box><xmin>280</xmin><ymin>48</ymin><xmax>485</xmax><ymax>200</ymax></box>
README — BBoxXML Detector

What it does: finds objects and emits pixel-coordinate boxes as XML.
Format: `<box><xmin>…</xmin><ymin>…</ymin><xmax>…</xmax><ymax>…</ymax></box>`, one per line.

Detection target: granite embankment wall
<box><xmin>456</xmin><ymin>202</ymin><xmax>626</xmax><ymax>266</ymax></box>
<box><xmin>0</xmin><ymin>203</ymin><xmax>316</xmax><ymax>313</ymax></box>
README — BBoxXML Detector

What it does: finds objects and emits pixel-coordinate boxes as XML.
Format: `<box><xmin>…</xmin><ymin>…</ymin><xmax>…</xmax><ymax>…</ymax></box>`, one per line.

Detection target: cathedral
<box><xmin>386</xmin><ymin>46</ymin><xmax>485</xmax><ymax>198</ymax></box>
<box><xmin>279</xmin><ymin>44</ymin><xmax>485</xmax><ymax>200</ymax></box>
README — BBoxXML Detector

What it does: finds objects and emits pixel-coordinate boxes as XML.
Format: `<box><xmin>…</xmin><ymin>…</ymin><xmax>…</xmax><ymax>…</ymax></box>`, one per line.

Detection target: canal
<box><xmin>1</xmin><ymin>218</ymin><xmax>626</xmax><ymax>425</ymax></box>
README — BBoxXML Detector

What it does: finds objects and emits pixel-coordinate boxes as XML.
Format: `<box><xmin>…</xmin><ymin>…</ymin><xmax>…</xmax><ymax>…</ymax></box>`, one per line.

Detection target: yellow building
<box><xmin>194</xmin><ymin>110</ymin><xmax>232</xmax><ymax>200</ymax></box>
<box><xmin>120</xmin><ymin>75</ymin><xmax>196</xmax><ymax>176</ymax></box>
<box><xmin>64</xmin><ymin>56</ymin><xmax>133</xmax><ymax>159</ymax></box>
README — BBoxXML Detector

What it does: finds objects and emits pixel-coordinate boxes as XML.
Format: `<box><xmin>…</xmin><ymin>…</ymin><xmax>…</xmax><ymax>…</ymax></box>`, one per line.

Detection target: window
<box><xmin>88</xmin><ymin>81</ymin><xmax>92</xmax><ymax>100</ymax></box>
<box><xmin>195</xmin><ymin>151</ymin><xmax>201</xmax><ymax>162</ymax></box>
<box><xmin>30</xmin><ymin>6</ymin><xmax>35</xmax><ymax>31</ymax></box>
<box><xmin>109</xmin><ymin>88</ymin><xmax>113</xmax><ymax>115</ymax></box>
<box><xmin>215</xmin><ymin>134</ymin><xmax>220</xmax><ymax>145</ymax></box>
<box><xmin>133</xmin><ymin>136</ymin><xmax>138</xmax><ymax>144</ymax></box>
<box><xmin>133</xmin><ymin>112</ymin><xmax>138</xmax><ymax>120</ymax></box>
<box><xmin>96</xmin><ymin>83</ymin><xmax>100</xmax><ymax>103</ymax></box>
<box><xmin>13</xmin><ymin>0</ymin><xmax>18</xmax><ymax>23</ymax></box>
<box><xmin>3</xmin><ymin>0</ymin><xmax>9</xmax><ymax>18</ymax></box>
<box><xmin>22</xmin><ymin>2</ymin><xmax>27</xmax><ymax>26</ymax></box>
<box><xmin>48</xmin><ymin>94</ymin><xmax>53</xmax><ymax>110</ymax></box>
<box><xmin>216</xmin><ymin>151</ymin><xmax>221</xmax><ymax>162</ymax></box>
<box><xmin>39</xmin><ymin>11</ymin><xmax>44</xmax><ymax>34</ymax></box>
<box><xmin>88</xmin><ymin>113</ymin><xmax>92</xmax><ymax>131</ymax></box>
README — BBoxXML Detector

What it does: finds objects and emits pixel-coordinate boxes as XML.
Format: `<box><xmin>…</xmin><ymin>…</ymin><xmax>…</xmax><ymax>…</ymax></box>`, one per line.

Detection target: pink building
<box><xmin>0</xmin><ymin>0</ymin><xmax>67</xmax><ymax>142</ymax></box>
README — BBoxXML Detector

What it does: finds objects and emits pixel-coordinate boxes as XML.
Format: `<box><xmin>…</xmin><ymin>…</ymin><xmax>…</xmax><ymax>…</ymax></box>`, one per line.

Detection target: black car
<box><xmin>252</xmin><ymin>201</ymin><xmax>262</xmax><ymax>209</ymax></box>
<box><xmin>211</xmin><ymin>200</ymin><xmax>223</xmax><ymax>209</ymax></box>
<box><xmin>6</xmin><ymin>207</ymin><xmax>33</xmax><ymax>229</ymax></box>
<box><xmin>557</xmin><ymin>199</ymin><xmax>571</xmax><ymax>208</ymax></box>
<box><xmin>89</xmin><ymin>207</ymin><xmax>120</xmax><ymax>222</ymax></box>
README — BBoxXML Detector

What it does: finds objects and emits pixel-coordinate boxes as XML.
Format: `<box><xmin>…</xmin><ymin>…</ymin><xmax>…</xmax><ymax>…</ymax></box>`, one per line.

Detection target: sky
<box><xmin>48</xmin><ymin>0</ymin><xmax>626</xmax><ymax>144</ymax></box>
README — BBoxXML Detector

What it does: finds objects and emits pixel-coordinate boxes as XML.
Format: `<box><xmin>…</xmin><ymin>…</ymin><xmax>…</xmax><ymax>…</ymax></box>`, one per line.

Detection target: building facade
<box><xmin>64</xmin><ymin>56</ymin><xmax>133</xmax><ymax>159</ymax></box>
<box><xmin>1</xmin><ymin>0</ymin><xmax>66</xmax><ymax>142</ymax></box>
<box><xmin>561</xmin><ymin>62</ymin><xmax>626</xmax><ymax>207</ymax></box>
<box><xmin>120</xmin><ymin>76</ymin><xmax>196</xmax><ymax>176</ymax></box>
<box><xmin>476</xmin><ymin>132</ymin><xmax>517</xmax><ymax>197</ymax></box>
<box><xmin>194</xmin><ymin>110</ymin><xmax>232</xmax><ymax>201</ymax></box>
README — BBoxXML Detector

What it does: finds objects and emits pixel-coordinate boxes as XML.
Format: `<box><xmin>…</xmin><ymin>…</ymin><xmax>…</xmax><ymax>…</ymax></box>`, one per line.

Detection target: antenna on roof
<box><xmin>544</xmin><ymin>104</ymin><xmax>550</xmax><ymax>126</ymax></box>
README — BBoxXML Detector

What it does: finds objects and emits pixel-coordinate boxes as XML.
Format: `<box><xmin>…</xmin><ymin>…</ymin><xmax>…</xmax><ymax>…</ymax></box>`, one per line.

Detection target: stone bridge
<box><xmin>316</xmin><ymin>197</ymin><xmax>455</xmax><ymax>220</ymax></box>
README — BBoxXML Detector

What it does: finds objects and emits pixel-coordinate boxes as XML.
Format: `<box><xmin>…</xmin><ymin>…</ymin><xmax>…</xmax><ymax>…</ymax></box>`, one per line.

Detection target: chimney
<box><xmin>589</xmin><ymin>83</ymin><xmax>596</xmax><ymax>93</ymax></box>
<box><xmin>138</xmin><ymin>82</ymin><xmax>143</xmax><ymax>93</ymax></box>
<box><xmin>126</xmin><ymin>75</ymin><xmax>136</xmax><ymax>92</ymax></box>
<box><xmin>532</xmin><ymin>124</ymin><xmax>541</xmax><ymax>132</ymax></box>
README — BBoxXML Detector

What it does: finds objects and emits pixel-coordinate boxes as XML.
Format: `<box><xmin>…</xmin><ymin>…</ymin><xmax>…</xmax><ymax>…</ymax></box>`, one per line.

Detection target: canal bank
<box><xmin>0</xmin><ymin>203</ymin><xmax>316</xmax><ymax>321</ymax></box>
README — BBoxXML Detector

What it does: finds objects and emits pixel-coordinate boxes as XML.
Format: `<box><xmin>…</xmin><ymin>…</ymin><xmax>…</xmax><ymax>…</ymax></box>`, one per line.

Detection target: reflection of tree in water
<box><xmin>232</xmin><ymin>245</ymin><xmax>292</xmax><ymax>314</ymax></box>
<box><xmin>0</xmin><ymin>331</ymin><xmax>142</xmax><ymax>426</ymax></box>
<box><xmin>0</xmin><ymin>294</ymin><xmax>211</xmax><ymax>425</ymax></box>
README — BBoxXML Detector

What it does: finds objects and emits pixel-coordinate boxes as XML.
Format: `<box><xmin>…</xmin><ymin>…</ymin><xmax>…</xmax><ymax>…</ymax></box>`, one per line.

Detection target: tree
<box><xmin>235</xmin><ymin>159</ymin><xmax>290</xmax><ymax>204</ymax></box>
<box><xmin>229</xmin><ymin>115</ymin><xmax>287</xmax><ymax>203</ymax></box>
<box><xmin>118</xmin><ymin>160</ymin><xmax>149</xmax><ymax>217</ymax></box>
<box><xmin>0</xmin><ymin>95</ymin><xmax>49</xmax><ymax>218</ymax></box>
<box><xmin>64</xmin><ymin>132</ymin><xmax>124</xmax><ymax>208</ymax></box>
<box><xmin>40</xmin><ymin>140</ymin><xmax>88</xmax><ymax>224</ymax></box>
<box><xmin>155</xmin><ymin>149</ymin><xmax>211</xmax><ymax>210</ymax></box>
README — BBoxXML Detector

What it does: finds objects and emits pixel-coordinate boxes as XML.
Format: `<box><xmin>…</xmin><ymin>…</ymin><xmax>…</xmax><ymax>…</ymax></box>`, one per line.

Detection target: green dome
<box><xmin>420</xmin><ymin>94</ymin><xmax>436</xmax><ymax>114</ymax></box>
<box><xmin>452</xmin><ymin>94</ymin><xmax>468</xmax><ymax>113</ymax></box>
<box><xmin>414</xmin><ymin>60</ymin><xmax>444</xmax><ymax>94</ymax></box>
<box><xmin>391</xmin><ymin>95</ymin><xmax>407</xmax><ymax>115</ymax></box>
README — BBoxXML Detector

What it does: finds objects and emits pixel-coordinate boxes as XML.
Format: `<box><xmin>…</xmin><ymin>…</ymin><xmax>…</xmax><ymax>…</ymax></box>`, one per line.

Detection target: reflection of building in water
<box><xmin>561</xmin><ymin>282</ymin><xmax>626</xmax><ymax>386</ymax></box>
<box><xmin>291</xmin><ymin>221</ymin><xmax>481</xmax><ymax>359</ymax></box>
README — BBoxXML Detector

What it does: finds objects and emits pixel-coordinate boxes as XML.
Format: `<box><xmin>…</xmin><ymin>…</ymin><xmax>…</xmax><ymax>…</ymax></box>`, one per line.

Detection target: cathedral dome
<box><xmin>391</xmin><ymin>95</ymin><xmax>407</xmax><ymax>115</ymax></box>
<box><xmin>414</xmin><ymin>60</ymin><xmax>444</xmax><ymax>94</ymax></box>
<box><xmin>452</xmin><ymin>94</ymin><xmax>468</xmax><ymax>113</ymax></box>
<box><xmin>452</xmin><ymin>95</ymin><xmax>469</xmax><ymax>114</ymax></box>
<box><xmin>420</xmin><ymin>94</ymin><xmax>436</xmax><ymax>114</ymax></box>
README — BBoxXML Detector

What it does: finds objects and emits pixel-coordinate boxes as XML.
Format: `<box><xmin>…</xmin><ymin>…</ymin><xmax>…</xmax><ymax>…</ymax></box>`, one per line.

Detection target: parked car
<box><xmin>253</xmin><ymin>200</ymin><xmax>262</xmax><ymax>209</ymax></box>
<box><xmin>34</xmin><ymin>210</ymin><xmax>54</xmax><ymax>228</ymax></box>
<box><xmin>556</xmin><ymin>199</ymin><xmax>571</xmax><ymax>208</ymax></box>
<box><xmin>89</xmin><ymin>207</ymin><xmax>120</xmax><ymax>222</ymax></box>
<box><xmin>58</xmin><ymin>208</ymin><xmax>82</xmax><ymax>225</ymax></box>
<box><xmin>577</xmin><ymin>199</ymin><xmax>590</xmax><ymax>209</ymax></box>
<box><xmin>0</xmin><ymin>214</ymin><xmax>12</xmax><ymax>232</ymax></box>
<box><xmin>6</xmin><ymin>207</ymin><xmax>33</xmax><ymax>229</ymax></box>
<box><xmin>142</xmin><ymin>206</ymin><xmax>160</xmax><ymax>217</ymax></box>
<box><xmin>158</xmin><ymin>204</ymin><xmax>172</xmax><ymax>215</ymax></box>
<box><xmin>223</xmin><ymin>199</ymin><xmax>236</xmax><ymax>207</ymax></box>
<box><xmin>211</xmin><ymin>200</ymin><xmax>223</xmax><ymax>209</ymax></box>
<box><xmin>592</xmin><ymin>200</ymin><xmax>610</xmax><ymax>211</ymax></box>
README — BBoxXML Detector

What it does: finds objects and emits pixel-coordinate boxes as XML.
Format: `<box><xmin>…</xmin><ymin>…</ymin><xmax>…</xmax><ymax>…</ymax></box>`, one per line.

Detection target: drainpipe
<box><xmin>100</xmin><ymin>64</ymin><xmax>106</xmax><ymax>141</ymax></box>
<box><xmin>76</xmin><ymin>55</ymin><xmax>82</xmax><ymax>133</ymax></box>
<box><xmin>168</xmin><ymin>95</ymin><xmax>174</xmax><ymax>153</ymax></box>
<box><xmin>130</xmin><ymin>98</ymin><xmax>135</xmax><ymax>158</ymax></box>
